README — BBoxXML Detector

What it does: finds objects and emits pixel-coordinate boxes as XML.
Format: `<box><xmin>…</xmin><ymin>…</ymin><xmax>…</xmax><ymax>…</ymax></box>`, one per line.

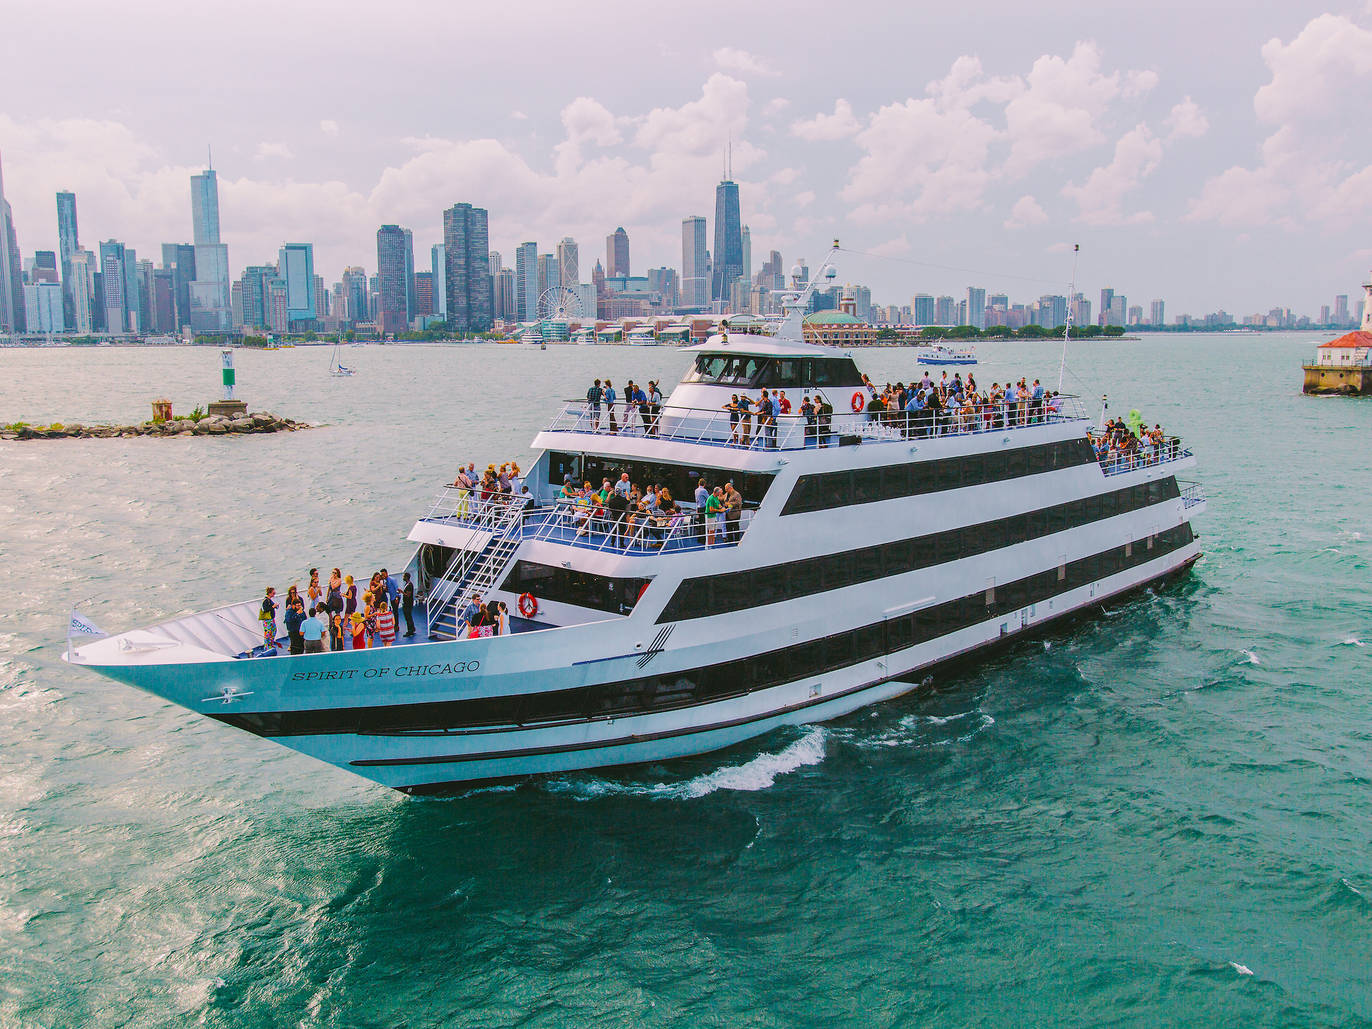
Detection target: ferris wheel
<box><xmin>537</xmin><ymin>285</ymin><xmax>583</xmax><ymax>321</ymax></box>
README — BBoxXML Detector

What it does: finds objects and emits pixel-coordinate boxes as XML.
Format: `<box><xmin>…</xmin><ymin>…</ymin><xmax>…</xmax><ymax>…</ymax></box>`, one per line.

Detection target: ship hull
<box><xmin>77</xmin><ymin>543</ymin><xmax>1199</xmax><ymax>792</ymax></box>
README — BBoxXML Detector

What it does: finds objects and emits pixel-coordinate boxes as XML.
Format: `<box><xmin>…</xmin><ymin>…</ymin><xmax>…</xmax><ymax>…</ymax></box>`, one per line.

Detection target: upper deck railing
<box><xmin>1095</xmin><ymin>437</ymin><xmax>1192</xmax><ymax>477</ymax></box>
<box><xmin>543</xmin><ymin>395</ymin><xmax>1090</xmax><ymax>451</ymax></box>
<box><xmin>418</xmin><ymin>490</ymin><xmax>758</xmax><ymax>557</ymax></box>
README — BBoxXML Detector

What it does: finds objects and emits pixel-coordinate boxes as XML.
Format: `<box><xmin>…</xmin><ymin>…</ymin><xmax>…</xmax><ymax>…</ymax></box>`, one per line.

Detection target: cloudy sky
<box><xmin>2</xmin><ymin>0</ymin><xmax>1370</xmax><ymax>316</ymax></box>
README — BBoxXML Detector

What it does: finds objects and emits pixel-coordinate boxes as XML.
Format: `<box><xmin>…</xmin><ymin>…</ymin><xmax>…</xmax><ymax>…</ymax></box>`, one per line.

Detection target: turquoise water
<box><xmin>1</xmin><ymin>336</ymin><xmax>1369</xmax><ymax>1026</ymax></box>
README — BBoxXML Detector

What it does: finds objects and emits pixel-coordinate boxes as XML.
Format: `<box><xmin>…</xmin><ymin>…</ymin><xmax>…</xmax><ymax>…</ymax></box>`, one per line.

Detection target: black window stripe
<box><xmin>658</xmin><ymin>476</ymin><xmax>1181</xmax><ymax>623</ymax></box>
<box><xmin>781</xmin><ymin>437</ymin><xmax>1097</xmax><ymax>516</ymax></box>
<box><xmin>215</xmin><ymin>523</ymin><xmax>1195</xmax><ymax>739</ymax></box>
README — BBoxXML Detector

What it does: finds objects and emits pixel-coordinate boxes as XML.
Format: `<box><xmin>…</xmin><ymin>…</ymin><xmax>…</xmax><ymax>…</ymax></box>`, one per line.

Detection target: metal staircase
<box><xmin>426</xmin><ymin>497</ymin><xmax>530</xmax><ymax>640</ymax></box>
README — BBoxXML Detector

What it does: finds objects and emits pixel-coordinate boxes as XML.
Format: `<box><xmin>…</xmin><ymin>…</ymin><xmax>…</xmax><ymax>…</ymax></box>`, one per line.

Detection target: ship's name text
<box><xmin>290</xmin><ymin>659</ymin><xmax>481</xmax><ymax>683</ymax></box>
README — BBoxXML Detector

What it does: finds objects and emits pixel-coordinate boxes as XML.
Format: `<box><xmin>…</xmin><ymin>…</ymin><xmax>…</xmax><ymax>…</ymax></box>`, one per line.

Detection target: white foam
<box><xmin>1229</xmin><ymin>962</ymin><xmax>1253</xmax><ymax>976</ymax></box>
<box><xmin>546</xmin><ymin>727</ymin><xmax>828</xmax><ymax>801</ymax></box>
<box><xmin>1240</xmin><ymin>649</ymin><xmax>1260</xmax><ymax>665</ymax></box>
<box><xmin>1341</xmin><ymin>637</ymin><xmax>1364</xmax><ymax>648</ymax></box>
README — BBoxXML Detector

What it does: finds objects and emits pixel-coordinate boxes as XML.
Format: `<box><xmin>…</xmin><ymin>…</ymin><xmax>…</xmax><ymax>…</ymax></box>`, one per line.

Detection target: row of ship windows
<box><xmin>221</xmin><ymin>523</ymin><xmax>1195</xmax><ymax>739</ymax></box>
<box><xmin>658</xmin><ymin>477</ymin><xmax>1182</xmax><ymax>623</ymax></box>
<box><xmin>782</xmin><ymin>438</ymin><xmax>1098</xmax><ymax>515</ymax></box>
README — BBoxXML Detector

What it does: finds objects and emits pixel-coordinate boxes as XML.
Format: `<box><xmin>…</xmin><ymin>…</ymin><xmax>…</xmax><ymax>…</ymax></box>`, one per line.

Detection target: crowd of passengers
<box><xmin>556</xmin><ymin>473</ymin><xmax>746</xmax><ymax>547</ymax></box>
<box><xmin>447</xmin><ymin>460</ymin><xmax>532</xmax><ymax>517</ymax></box>
<box><xmin>1088</xmin><ymin>416</ymin><xmax>1178</xmax><ymax>469</ymax></box>
<box><xmin>258</xmin><ymin>567</ymin><xmax>419</xmax><ymax>656</ymax></box>
<box><xmin>578</xmin><ymin>370</ymin><xmax>1070</xmax><ymax>448</ymax></box>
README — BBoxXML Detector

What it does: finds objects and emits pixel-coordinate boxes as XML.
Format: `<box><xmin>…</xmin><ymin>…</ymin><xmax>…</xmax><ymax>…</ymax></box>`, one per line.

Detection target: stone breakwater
<box><xmin>1</xmin><ymin>412</ymin><xmax>309</xmax><ymax>440</ymax></box>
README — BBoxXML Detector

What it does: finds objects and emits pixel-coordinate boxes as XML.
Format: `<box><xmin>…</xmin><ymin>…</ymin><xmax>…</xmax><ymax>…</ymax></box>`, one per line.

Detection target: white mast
<box><xmin>1058</xmin><ymin>243</ymin><xmax>1079</xmax><ymax>393</ymax></box>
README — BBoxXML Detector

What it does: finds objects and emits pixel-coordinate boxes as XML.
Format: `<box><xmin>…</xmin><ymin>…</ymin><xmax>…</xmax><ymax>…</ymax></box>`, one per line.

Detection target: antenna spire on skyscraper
<box><xmin>207</xmin><ymin>144</ymin><xmax>212</xmax><ymax>170</ymax></box>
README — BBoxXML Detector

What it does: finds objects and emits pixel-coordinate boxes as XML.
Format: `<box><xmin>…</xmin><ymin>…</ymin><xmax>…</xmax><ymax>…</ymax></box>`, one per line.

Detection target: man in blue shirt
<box><xmin>461</xmin><ymin>594</ymin><xmax>482</xmax><ymax>634</ymax></box>
<box><xmin>381</xmin><ymin>568</ymin><xmax>399</xmax><ymax>615</ymax></box>
<box><xmin>301</xmin><ymin>606</ymin><xmax>326</xmax><ymax>654</ymax></box>
<box><xmin>603</xmin><ymin>380</ymin><xmax>619</xmax><ymax>433</ymax></box>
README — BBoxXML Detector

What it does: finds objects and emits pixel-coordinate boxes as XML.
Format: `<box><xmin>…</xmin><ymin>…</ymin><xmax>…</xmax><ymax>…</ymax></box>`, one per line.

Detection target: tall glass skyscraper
<box><xmin>0</xmin><ymin>151</ymin><xmax>23</xmax><ymax>333</ymax></box>
<box><xmin>190</xmin><ymin>170</ymin><xmax>221</xmax><ymax>246</ymax></box>
<box><xmin>515</xmin><ymin>242</ymin><xmax>537</xmax><ymax>322</ymax></box>
<box><xmin>277</xmin><ymin>244</ymin><xmax>316</xmax><ymax>326</ymax></box>
<box><xmin>711</xmin><ymin>179</ymin><xmax>743</xmax><ymax>303</ymax></box>
<box><xmin>56</xmin><ymin>191</ymin><xmax>81</xmax><ymax>328</ymax></box>
<box><xmin>430</xmin><ymin>244</ymin><xmax>446</xmax><ymax>319</ymax></box>
<box><xmin>376</xmin><ymin>225</ymin><xmax>412</xmax><ymax>335</ymax></box>
<box><xmin>188</xmin><ymin>167</ymin><xmax>231</xmax><ymax>332</ymax></box>
<box><xmin>441</xmin><ymin>203</ymin><xmax>493</xmax><ymax>332</ymax></box>
<box><xmin>681</xmin><ymin>216</ymin><xmax>708</xmax><ymax>308</ymax></box>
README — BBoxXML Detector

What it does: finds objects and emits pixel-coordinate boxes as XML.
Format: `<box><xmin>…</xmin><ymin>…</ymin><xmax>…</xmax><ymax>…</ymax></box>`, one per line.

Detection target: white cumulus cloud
<box><xmin>254</xmin><ymin>141</ymin><xmax>293</xmax><ymax>161</ymax></box>
<box><xmin>1004</xmin><ymin>195</ymin><xmax>1049</xmax><ymax>229</ymax></box>
<box><xmin>1190</xmin><ymin>13</ymin><xmax>1372</xmax><ymax>226</ymax></box>
<box><xmin>713</xmin><ymin>46</ymin><xmax>778</xmax><ymax>77</ymax></box>
<box><xmin>1062</xmin><ymin>124</ymin><xmax>1162</xmax><ymax>225</ymax></box>
<box><xmin>790</xmin><ymin>100</ymin><xmax>862</xmax><ymax>142</ymax></box>
<box><xmin>1164</xmin><ymin>97</ymin><xmax>1208</xmax><ymax>140</ymax></box>
<box><xmin>319</xmin><ymin>119</ymin><xmax>339</xmax><ymax>136</ymax></box>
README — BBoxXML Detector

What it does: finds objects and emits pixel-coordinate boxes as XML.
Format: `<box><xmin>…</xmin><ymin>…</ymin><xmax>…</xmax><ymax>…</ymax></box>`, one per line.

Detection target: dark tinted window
<box><xmin>782</xmin><ymin>438</ymin><xmax>1096</xmax><ymax>516</ymax></box>
<box><xmin>500</xmin><ymin>561</ymin><xmax>650</xmax><ymax>615</ymax></box>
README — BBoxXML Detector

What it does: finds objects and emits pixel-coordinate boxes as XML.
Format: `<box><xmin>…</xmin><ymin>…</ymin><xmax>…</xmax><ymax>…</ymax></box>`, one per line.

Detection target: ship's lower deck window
<box><xmin>660</xmin><ymin>476</ymin><xmax>1182</xmax><ymax>622</ymax></box>
<box><xmin>499</xmin><ymin>560</ymin><xmax>649</xmax><ymax>615</ymax></box>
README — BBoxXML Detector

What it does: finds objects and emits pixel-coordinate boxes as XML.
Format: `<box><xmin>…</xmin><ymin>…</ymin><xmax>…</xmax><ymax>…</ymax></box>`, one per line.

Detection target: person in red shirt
<box><xmin>777</xmin><ymin>390</ymin><xmax>792</xmax><ymax>414</ymax></box>
<box><xmin>374</xmin><ymin>600</ymin><xmax>397</xmax><ymax>647</ymax></box>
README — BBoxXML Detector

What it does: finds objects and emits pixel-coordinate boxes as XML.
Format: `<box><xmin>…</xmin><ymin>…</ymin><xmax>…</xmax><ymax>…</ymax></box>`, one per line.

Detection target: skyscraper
<box><xmin>56</xmin><ymin>191</ymin><xmax>80</xmax><ymax>328</ymax></box>
<box><xmin>402</xmin><ymin>227</ymin><xmax>415</xmax><ymax>324</ymax></box>
<box><xmin>965</xmin><ymin>286</ymin><xmax>986</xmax><ymax>330</ymax></box>
<box><xmin>681</xmin><ymin>216</ymin><xmax>708</xmax><ymax>308</ymax></box>
<box><xmin>68</xmin><ymin>251</ymin><xmax>96</xmax><ymax>333</ymax></box>
<box><xmin>711</xmin><ymin>178</ymin><xmax>743</xmax><ymax>303</ymax></box>
<box><xmin>161</xmin><ymin>243</ymin><xmax>196</xmax><ymax>332</ymax></box>
<box><xmin>341</xmin><ymin>266</ymin><xmax>369</xmax><ymax>323</ymax></box>
<box><xmin>190</xmin><ymin>169</ymin><xmax>221</xmax><ymax>245</ymax></box>
<box><xmin>0</xmin><ymin>151</ymin><xmax>22</xmax><ymax>333</ymax></box>
<box><xmin>441</xmin><ymin>203</ymin><xmax>493</xmax><ymax>332</ymax></box>
<box><xmin>606</xmin><ymin>227</ymin><xmax>629</xmax><ymax>278</ymax></box>
<box><xmin>741</xmin><ymin>225</ymin><xmax>752</xmax><ymax>286</ymax></box>
<box><xmin>1098</xmin><ymin>288</ymin><xmax>1116</xmax><ymax>327</ymax></box>
<box><xmin>1149</xmin><ymin>299</ymin><xmax>1165</xmax><ymax>327</ymax></box>
<box><xmin>99</xmin><ymin>240</ymin><xmax>134</xmax><ymax>333</ymax></box>
<box><xmin>277</xmin><ymin>243</ymin><xmax>316</xmax><ymax>326</ymax></box>
<box><xmin>413</xmin><ymin>271</ymin><xmax>433</xmax><ymax>319</ymax></box>
<box><xmin>515</xmin><ymin>242</ymin><xmax>537</xmax><ymax>321</ymax></box>
<box><xmin>376</xmin><ymin>224</ymin><xmax>412</xmax><ymax>335</ymax></box>
<box><xmin>912</xmin><ymin>293</ymin><xmax>935</xmax><ymax>325</ymax></box>
<box><xmin>537</xmin><ymin>253</ymin><xmax>556</xmax><ymax>299</ymax></box>
<box><xmin>556</xmin><ymin>237</ymin><xmax>579</xmax><ymax>289</ymax></box>
<box><xmin>431</xmin><ymin>244</ymin><xmax>446</xmax><ymax>320</ymax></box>
<box><xmin>188</xmin><ymin>167</ymin><xmax>231</xmax><ymax>332</ymax></box>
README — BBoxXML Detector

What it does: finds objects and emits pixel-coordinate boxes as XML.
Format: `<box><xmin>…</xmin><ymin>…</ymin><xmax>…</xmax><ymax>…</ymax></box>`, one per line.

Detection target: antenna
<box><xmin>1058</xmin><ymin>243</ymin><xmax>1079</xmax><ymax>393</ymax></box>
<box><xmin>207</xmin><ymin>144</ymin><xmax>212</xmax><ymax>170</ymax></box>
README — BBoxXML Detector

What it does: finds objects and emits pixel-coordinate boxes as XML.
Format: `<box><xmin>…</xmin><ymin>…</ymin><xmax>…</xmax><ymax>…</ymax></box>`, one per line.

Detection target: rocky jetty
<box><xmin>0</xmin><ymin>412</ymin><xmax>309</xmax><ymax>441</ymax></box>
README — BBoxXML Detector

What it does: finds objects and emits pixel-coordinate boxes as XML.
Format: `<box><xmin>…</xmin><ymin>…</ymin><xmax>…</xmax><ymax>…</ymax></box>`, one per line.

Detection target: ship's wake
<box><xmin>544</xmin><ymin>726</ymin><xmax>829</xmax><ymax>801</ymax></box>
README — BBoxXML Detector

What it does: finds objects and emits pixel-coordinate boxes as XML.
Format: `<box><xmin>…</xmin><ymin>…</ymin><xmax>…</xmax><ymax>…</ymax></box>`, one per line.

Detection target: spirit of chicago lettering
<box><xmin>290</xmin><ymin>659</ymin><xmax>480</xmax><ymax>683</ymax></box>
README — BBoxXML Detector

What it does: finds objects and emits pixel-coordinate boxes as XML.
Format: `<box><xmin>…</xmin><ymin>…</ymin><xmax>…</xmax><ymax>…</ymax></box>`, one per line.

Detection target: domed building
<box><xmin>801</xmin><ymin>287</ymin><xmax>882</xmax><ymax>347</ymax></box>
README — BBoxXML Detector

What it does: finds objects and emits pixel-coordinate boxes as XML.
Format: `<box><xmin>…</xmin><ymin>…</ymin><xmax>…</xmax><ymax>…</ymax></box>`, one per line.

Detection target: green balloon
<box><xmin>1126</xmin><ymin>408</ymin><xmax>1144</xmax><ymax>436</ymax></box>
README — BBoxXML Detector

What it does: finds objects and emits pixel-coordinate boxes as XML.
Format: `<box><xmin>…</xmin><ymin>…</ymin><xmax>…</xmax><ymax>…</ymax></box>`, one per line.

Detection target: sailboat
<box><xmin>329</xmin><ymin>338</ymin><xmax>355</xmax><ymax>377</ymax></box>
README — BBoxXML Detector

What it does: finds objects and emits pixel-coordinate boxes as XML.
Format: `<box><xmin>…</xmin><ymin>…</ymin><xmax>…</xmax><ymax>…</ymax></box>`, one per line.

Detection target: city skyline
<box><xmin>1</xmin><ymin>1</ymin><xmax>1369</xmax><ymax>317</ymax></box>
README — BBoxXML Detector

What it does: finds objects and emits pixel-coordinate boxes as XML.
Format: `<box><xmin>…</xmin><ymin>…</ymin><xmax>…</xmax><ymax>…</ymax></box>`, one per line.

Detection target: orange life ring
<box><xmin>518</xmin><ymin>592</ymin><xmax>538</xmax><ymax>618</ymax></box>
<box><xmin>851</xmin><ymin>391</ymin><xmax>866</xmax><ymax>412</ymax></box>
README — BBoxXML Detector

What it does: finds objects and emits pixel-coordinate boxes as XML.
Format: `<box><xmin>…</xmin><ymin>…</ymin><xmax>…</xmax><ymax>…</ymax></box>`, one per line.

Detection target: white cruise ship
<box><xmin>68</xmin><ymin>250</ymin><xmax>1206</xmax><ymax>793</ymax></box>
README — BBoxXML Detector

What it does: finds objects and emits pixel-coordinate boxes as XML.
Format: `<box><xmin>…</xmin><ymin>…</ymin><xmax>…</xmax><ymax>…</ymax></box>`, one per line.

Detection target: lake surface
<box><xmin>1</xmin><ymin>334</ymin><xmax>1369</xmax><ymax>1026</ymax></box>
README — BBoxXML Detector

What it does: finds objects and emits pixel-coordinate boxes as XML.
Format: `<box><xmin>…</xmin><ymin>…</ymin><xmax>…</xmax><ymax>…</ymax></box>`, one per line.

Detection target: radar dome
<box><xmin>789</xmin><ymin>264</ymin><xmax>803</xmax><ymax>280</ymax></box>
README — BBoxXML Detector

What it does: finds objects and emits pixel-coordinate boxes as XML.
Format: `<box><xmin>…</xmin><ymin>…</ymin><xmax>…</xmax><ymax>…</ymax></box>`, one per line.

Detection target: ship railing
<box><xmin>425</xmin><ymin>495</ymin><xmax>532</xmax><ymax>627</ymax></box>
<box><xmin>1179</xmin><ymin>482</ymin><xmax>1206</xmax><ymax>509</ymax></box>
<box><xmin>543</xmin><ymin>395</ymin><xmax>1089</xmax><ymax>450</ymax></box>
<box><xmin>524</xmin><ymin>499</ymin><xmax>758</xmax><ymax>555</ymax></box>
<box><xmin>422</xmin><ymin>486</ymin><xmax>531</xmax><ymax>530</ymax></box>
<box><xmin>1096</xmin><ymin>437</ymin><xmax>1191</xmax><ymax>476</ymax></box>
